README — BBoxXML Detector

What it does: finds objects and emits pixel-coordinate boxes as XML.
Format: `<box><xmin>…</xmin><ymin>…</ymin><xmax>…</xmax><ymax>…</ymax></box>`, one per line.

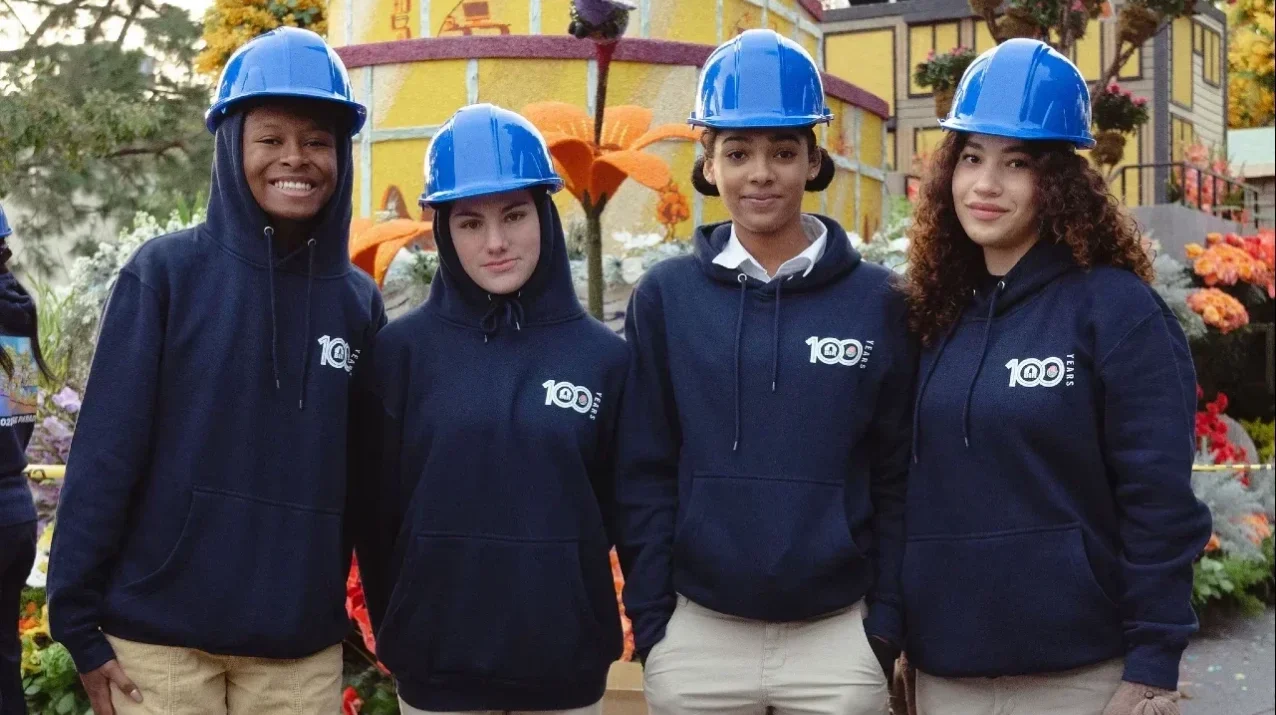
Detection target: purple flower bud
<box><xmin>572</xmin><ymin>0</ymin><xmax>636</xmax><ymax>25</ymax></box>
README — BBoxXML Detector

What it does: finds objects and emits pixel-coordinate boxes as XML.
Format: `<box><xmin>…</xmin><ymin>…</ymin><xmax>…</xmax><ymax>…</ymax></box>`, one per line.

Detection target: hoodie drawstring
<box><xmin>771</xmin><ymin>278</ymin><xmax>782</xmax><ymax>392</ymax></box>
<box><xmin>480</xmin><ymin>293</ymin><xmax>526</xmax><ymax>342</ymax></box>
<box><xmin>910</xmin><ymin>320</ymin><xmax>958</xmax><ymax>464</ymax></box>
<box><xmin>732</xmin><ymin>273</ymin><xmax>747</xmax><ymax>452</ymax></box>
<box><xmin>297</xmin><ymin>238</ymin><xmax>317</xmax><ymax>410</ymax></box>
<box><xmin>263</xmin><ymin>227</ymin><xmax>281</xmax><ymax>392</ymax></box>
<box><xmin>961</xmin><ymin>281</ymin><xmax>1003</xmax><ymax>447</ymax></box>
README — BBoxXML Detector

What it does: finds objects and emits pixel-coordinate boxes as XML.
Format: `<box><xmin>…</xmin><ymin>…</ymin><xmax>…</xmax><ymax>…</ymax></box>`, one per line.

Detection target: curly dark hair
<box><xmin>905</xmin><ymin>131</ymin><xmax>1153</xmax><ymax>345</ymax></box>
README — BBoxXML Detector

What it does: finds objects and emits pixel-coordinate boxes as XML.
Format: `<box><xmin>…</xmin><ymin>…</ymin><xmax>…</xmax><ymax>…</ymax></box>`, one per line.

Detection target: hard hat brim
<box><xmin>206</xmin><ymin>90</ymin><xmax>369</xmax><ymax>135</ymax></box>
<box><xmin>689</xmin><ymin>113</ymin><xmax>833</xmax><ymax>130</ymax></box>
<box><xmin>420</xmin><ymin>176</ymin><xmax>564</xmax><ymax>208</ymax></box>
<box><xmin>938</xmin><ymin>117</ymin><xmax>1096</xmax><ymax>149</ymax></box>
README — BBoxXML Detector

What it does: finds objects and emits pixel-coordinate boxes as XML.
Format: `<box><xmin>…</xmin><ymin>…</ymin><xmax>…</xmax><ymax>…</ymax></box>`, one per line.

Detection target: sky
<box><xmin>1</xmin><ymin>0</ymin><xmax>213</xmax><ymax>50</ymax></box>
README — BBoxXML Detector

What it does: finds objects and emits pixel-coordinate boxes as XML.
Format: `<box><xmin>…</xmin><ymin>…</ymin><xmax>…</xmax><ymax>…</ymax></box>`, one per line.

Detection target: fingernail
<box><xmin>130</xmin><ymin>689</ymin><xmax>143</xmax><ymax>703</ymax></box>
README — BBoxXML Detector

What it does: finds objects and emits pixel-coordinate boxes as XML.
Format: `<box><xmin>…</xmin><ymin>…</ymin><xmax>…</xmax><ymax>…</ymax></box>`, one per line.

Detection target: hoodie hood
<box><xmin>203</xmin><ymin>111</ymin><xmax>355</xmax><ymax>278</ymax></box>
<box><xmin>427</xmin><ymin>192</ymin><xmax>584</xmax><ymax>338</ymax></box>
<box><xmin>0</xmin><ymin>272</ymin><xmax>35</xmax><ymax>335</ymax></box>
<box><xmin>693</xmin><ymin>214</ymin><xmax>861</xmax><ymax>293</ymax></box>
<box><xmin>967</xmin><ymin>238</ymin><xmax>1078</xmax><ymax>319</ymax></box>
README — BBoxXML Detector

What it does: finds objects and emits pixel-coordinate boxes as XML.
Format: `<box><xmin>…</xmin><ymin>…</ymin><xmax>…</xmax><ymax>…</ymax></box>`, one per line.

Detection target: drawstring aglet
<box><xmin>275</xmin><ymin>379</ymin><xmax>280</xmax><ymax>390</ymax></box>
<box><xmin>732</xmin><ymin>440</ymin><xmax>739</xmax><ymax>452</ymax></box>
<box><xmin>964</xmin><ymin>436</ymin><xmax>970</xmax><ymax>448</ymax></box>
<box><xmin>771</xmin><ymin>381</ymin><xmax>776</xmax><ymax>392</ymax></box>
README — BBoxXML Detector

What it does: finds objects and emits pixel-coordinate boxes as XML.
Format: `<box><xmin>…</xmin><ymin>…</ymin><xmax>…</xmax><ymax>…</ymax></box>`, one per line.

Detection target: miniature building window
<box><xmin>1107</xmin><ymin>21</ymin><xmax>1144</xmax><ymax>80</ymax></box>
<box><xmin>913</xmin><ymin>127</ymin><xmax>945</xmax><ymax>167</ymax></box>
<box><xmin>975</xmin><ymin>21</ymin><xmax>996</xmax><ymax>54</ymax></box>
<box><xmin>909</xmin><ymin>21</ymin><xmax>961</xmax><ymax>96</ymax></box>
<box><xmin>1171</xmin><ymin>116</ymin><xmax>1195</xmax><ymax>162</ymax></box>
<box><xmin>1172</xmin><ymin>17</ymin><xmax>1193</xmax><ymax>108</ymax></box>
<box><xmin>1063</xmin><ymin>19</ymin><xmax>1102</xmax><ymax>81</ymax></box>
<box><xmin>827</xmin><ymin>29</ymin><xmax>896</xmax><ymax>114</ymax></box>
<box><xmin>1197</xmin><ymin>23</ymin><xmax>1221</xmax><ymax>87</ymax></box>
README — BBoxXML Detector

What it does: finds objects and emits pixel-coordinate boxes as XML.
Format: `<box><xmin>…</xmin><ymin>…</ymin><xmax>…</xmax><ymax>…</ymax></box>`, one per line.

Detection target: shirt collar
<box><xmin>712</xmin><ymin>214</ymin><xmax>828</xmax><ymax>282</ymax></box>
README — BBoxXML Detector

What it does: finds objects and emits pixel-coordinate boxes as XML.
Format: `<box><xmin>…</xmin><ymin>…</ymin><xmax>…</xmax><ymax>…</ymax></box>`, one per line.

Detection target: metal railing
<box><xmin>1112</xmin><ymin>162</ymin><xmax>1268</xmax><ymax>231</ymax></box>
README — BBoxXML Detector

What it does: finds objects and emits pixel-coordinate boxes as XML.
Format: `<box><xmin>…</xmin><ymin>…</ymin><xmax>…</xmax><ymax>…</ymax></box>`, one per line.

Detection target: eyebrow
<box><xmin>452</xmin><ymin>201</ymin><xmax>531</xmax><ymax>219</ymax></box>
<box><xmin>966</xmin><ymin>140</ymin><xmax>1030</xmax><ymax>154</ymax></box>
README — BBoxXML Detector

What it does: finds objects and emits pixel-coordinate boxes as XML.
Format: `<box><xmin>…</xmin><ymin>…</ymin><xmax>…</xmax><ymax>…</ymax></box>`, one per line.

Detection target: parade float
<box><xmin>326</xmin><ymin>0</ymin><xmax>891</xmax><ymax>248</ymax></box>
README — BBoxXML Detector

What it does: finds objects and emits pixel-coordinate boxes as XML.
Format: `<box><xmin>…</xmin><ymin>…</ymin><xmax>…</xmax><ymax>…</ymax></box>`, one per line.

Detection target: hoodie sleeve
<box><xmin>591</xmin><ymin>348</ymin><xmax>627</xmax><ymax>550</ymax></box>
<box><xmin>1098</xmin><ymin>305</ymin><xmax>1211</xmax><ymax>691</ymax></box>
<box><xmin>862</xmin><ymin>280</ymin><xmax>917</xmax><ymax>648</ymax></box>
<box><xmin>347</xmin><ymin>333</ymin><xmax>405</xmax><ymax>633</ymax></box>
<box><xmin>48</xmin><ymin>269</ymin><xmax>163</xmax><ymax>673</ymax></box>
<box><xmin>614</xmin><ymin>283</ymin><xmax>681</xmax><ymax>660</ymax></box>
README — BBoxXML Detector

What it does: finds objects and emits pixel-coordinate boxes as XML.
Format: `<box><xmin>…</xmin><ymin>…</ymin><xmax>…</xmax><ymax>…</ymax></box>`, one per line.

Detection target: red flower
<box><xmin>342</xmin><ymin>687</ymin><xmax>362</xmax><ymax>715</ymax></box>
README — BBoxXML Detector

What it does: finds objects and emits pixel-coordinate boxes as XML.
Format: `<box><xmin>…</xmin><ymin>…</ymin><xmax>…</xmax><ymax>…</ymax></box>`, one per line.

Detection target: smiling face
<box><xmin>242</xmin><ymin>103</ymin><xmax>339</xmax><ymax>225</ymax></box>
<box><xmin>447</xmin><ymin>189</ymin><xmax>541</xmax><ymax>295</ymax></box>
<box><xmin>702</xmin><ymin>129</ymin><xmax>820</xmax><ymax>238</ymax></box>
<box><xmin>952</xmin><ymin>133</ymin><xmax>1040</xmax><ymax>269</ymax></box>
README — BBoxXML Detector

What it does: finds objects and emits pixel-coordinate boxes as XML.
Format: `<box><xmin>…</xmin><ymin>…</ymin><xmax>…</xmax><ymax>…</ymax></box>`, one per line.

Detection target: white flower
<box><xmin>621</xmin><ymin>257</ymin><xmax>646</xmax><ymax>285</ymax></box>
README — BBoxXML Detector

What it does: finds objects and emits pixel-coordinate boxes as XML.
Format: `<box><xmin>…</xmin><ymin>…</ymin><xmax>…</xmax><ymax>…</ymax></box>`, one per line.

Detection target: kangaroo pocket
<box><xmin>903</xmin><ymin>524</ymin><xmax>1123</xmax><ymax>677</ymax></box>
<box><xmin>107</xmin><ymin>487</ymin><xmax>345</xmax><ymax>653</ymax></box>
<box><xmin>377</xmin><ymin>534</ymin><xmax>610</xmax><ymax>685</ymax></box>
<box><xmin>675</xmin><ymin>473</ymin><xmax>866</xmax><ymax>620</ymax></box>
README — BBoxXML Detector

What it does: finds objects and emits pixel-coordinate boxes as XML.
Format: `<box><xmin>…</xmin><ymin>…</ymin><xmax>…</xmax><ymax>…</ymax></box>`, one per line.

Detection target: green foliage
<box><xmin>1244</xmin><ymin>419</ymin><xmax>1275</xmax><ymax>463</ymax></box>
<box><xmin>913</xmin><ymin>46</ymin><xmax>978</xmax><ymax>92</ymax></box>
<box><xmin>1092</xmin><ymin>83</ymin><xmax>1150</xmax><ymax>133</ymax></box>
<box><xmin>1193</xmin><ymin>537</ymin><xmax>1276</xmax><ymax>615</ymax></box>
<box><xmin>346</xmin><ymin>665</ymin><xmax>400</xmax><ymax>715</ymax></box>
<box><xmin>0</xmin><ymin>0</ymin><xmax>213</xmax><ymax>278</ymax></box>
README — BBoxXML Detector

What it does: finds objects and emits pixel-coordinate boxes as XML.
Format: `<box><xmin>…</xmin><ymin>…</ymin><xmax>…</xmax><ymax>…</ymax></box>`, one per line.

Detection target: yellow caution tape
<box><xmin>1192</xmin><ymin>463</ymin><xmax>1274</xmax><ymax>472</ymax></box>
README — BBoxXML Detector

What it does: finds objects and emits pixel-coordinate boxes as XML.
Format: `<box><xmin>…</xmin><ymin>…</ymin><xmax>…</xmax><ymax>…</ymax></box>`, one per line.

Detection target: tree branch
<box><xmin>0</xmin><ymin>0</ymin><xmax>34</xmax><ymax>36</ymax></box>
<box><xmin>1093</xmin><ymin>18</ymin><xmax>1168</xmax><ymax>99</ymax></box>
<box><xmin>981</xmin><ymin>8</ymin><xmax>1003</xmax><ymax>44</ymax></box>
<box><xmin>105</xmin><ymin>139</ymin><xmax>186</xmax><ymax>158</ymax></box>
<box><xmin>114</xmin><ymin>0</ymin><xmax>142</xmax><ymax>45</ymax></box>
<box><xmin>21</xmin><ymin>0</ymin><xmax>86</xmax><ymax>52</ymax></box>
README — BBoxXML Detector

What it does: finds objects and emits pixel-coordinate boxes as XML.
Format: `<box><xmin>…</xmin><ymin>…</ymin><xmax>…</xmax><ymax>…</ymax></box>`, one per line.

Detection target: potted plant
<box><xmin>913</xmin><ymin>46</ymin><xmax>978</xmax><ymax>117</ymax></box>
<box><xmin>1091</xmin><ymin>83</ymin><xmax>1149</xmax><ymax>168</ymax></box>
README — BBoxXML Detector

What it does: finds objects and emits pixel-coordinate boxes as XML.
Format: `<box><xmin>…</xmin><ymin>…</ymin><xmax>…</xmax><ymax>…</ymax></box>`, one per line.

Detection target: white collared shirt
<box><xmin>711</xmin><ymin>214</ymin><xmax>828</xmax><ymax>282</ymax></box>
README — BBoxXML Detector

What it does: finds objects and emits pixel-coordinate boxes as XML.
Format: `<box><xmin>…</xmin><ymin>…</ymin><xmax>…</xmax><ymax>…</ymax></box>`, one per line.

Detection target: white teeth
<box><xmin>273</xmin><ymin>181</ymin><xmax>313</xmax><ymax>192</ymax></box>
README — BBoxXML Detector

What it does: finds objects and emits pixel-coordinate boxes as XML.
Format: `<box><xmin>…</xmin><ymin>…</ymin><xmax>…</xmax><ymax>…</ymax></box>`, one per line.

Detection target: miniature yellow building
<box><xmin>329</xmin><ymin>0</ymin><xmax>893</xmax><ymax>246</ymax></box>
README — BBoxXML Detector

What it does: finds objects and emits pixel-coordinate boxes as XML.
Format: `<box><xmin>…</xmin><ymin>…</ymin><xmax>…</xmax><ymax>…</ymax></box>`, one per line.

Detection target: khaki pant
<box><xmin>105</xmin><ymin>635</ymin><xmax>342</xmax><ymax>715</ymax></box>
<box><xmin>915</xmin><ymin>658</ymin><xmax>1124</xmax><ymax>715</ymax></box>
<box><xmin>396</xmin><ymin>699</ymin><xmax>603</xmax><ymax>715</ymax></box>
<box><xmin>643</xmin><ymin>596</ymin><xmax>889</xmax><ymax>715</ymax></box>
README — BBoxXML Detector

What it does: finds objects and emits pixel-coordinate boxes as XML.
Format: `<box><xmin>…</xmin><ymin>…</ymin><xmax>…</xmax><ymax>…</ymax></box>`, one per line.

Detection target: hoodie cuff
<box><xmin>67</xmin><ymin>631</ymin><xmax>117</xmax><ymax>675</ymax></box>
<box><xmin>1122</xmin><ymin>642</ymin><xmax>1185</xmax><ymax>691</ymax></box>
<box><xmin>863</xmin><ymin>601</ymin><xmax>903</xmax><ymax>649</ymax></box>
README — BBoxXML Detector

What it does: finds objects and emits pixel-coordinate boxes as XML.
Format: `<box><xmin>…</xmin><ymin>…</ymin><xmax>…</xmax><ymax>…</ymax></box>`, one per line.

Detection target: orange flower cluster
<box><xmin>1187</xmin><ymin>288</ymin><xmax>1250</xmax><ymax>333</ymax></box>
<box><xmin>1185</xmin><ymin>232</ymin><xmax>1274</xmax><ymax>292</ymax></box>
<box><xmin>611</xmin><ymin>548</ymin><xmax>635</xmax><ymax>661</ymax></box>
<box><xmin>656</xmin><ymin>182</ymin><xmax>690</xmax><ymax>242</ymax></box>
<box><xmin>1242</xmin><ymin>229</ymin><xmax>1276</xmax><ymax>297</ymax></box>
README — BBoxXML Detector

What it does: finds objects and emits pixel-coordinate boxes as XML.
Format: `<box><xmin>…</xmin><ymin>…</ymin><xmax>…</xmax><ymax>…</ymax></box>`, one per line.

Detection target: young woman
<box><xmin>350</xmin><ymin>103</ymin><xmax>627</xmax><ymax>715</ymax></box>
<box><xmin>48</xmin><ymin>27</ymin><xmax>383</xmax><ymax>715</ymax></box>
<box><xmin>615</xmin><ymin>29</ymin><xmax>915</xmax><ymax>715</ymax></box>
<box><xmin>902</xmin><ymin>39</ymin><xmax>1211</xmax><ymax>715</ymax></box>
<box><xmin>0</xmin><ymin>202</ymin><xmax>54</xmax><ymax>715</ymax></box>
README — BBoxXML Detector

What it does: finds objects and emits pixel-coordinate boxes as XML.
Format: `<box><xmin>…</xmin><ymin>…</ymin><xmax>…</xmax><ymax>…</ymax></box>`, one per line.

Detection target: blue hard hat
<box><xmin>420</xmin><ymin>104</ymin><xmax>563</xmax><ymax>206</ymax></box>
<box><xmin>0</xmin><ymin>201</ymin><xmax>11</xmax><ymax>239</ymax></box>
<box><xmin>690</xmin><ymin>29</ymin><xmax>832</xmax><ymax>129</ymax></box>
<box><xmin>206</xmin><ymin>27</ymin><xmax>367</xmax><ymax>135</ymax></box>
<box><xmin>941</xmin><ymin>39</ymin><xmax>1094</xmax><ymax>148</ymax></box>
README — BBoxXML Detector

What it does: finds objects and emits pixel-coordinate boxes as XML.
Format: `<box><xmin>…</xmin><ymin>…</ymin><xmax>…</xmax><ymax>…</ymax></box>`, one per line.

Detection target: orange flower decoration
<box><xmin>1204</xmin><ymin>533</ymin><xmax>1221</xmax><ymax>552</ymax></box>
<box><xmin>521</xmin><ymin>102</ymin><xmax>700</xmax><ymax>208</ymax></box>
<box><xmin>350</xmin><ymin>218</ymin><xmax>434</xmax><ymax>288</ymax></box>
<box><xmin>656</xmin><ymin>182</ymin><xmax>690</xmax><ymax>240</ymax></box>
<box><xmin>611</xmin><ymin>548</ymin><xmax>634</xmax><ymax>661</ymax></box>
<box><xmin>1239</xmin><ymin>513</ymin><xmax>1272</xmax><ymax>544</ymax></box>
<box><xmin>1185</xmin><ymin>233</ymin><xmax>1272</xmax><ymax>292</ymax></box>
<box><xmin>1187</xmin><ymin>288</ymin><xmax>1250</xmax><ymax>333</ymax></box>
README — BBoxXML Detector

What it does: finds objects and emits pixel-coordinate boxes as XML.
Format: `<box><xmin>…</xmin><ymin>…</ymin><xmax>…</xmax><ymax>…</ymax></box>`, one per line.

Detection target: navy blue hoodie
<box><xmin>615</xmin><ymin>217</ymin><xmax>916</xmax><ymax>659</ymax></box>
<box><xmin>349</xmin><ymin>193</ymin><xmax>626</xmax><ymax>711</ymax></box>
<box><xmin>0</xmin><ymin>273</ymin><xmax>39</xmax><ymax>527</ymax></box>
<box><xmin>904</xmin><ymin>240</ymin><xmax>1211</xmax><ymax>691</ymax></box>
<box><xmin>48</xmin><ymin>111</ymin><xmax>385</xmax><ymax>674</ymax></box>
